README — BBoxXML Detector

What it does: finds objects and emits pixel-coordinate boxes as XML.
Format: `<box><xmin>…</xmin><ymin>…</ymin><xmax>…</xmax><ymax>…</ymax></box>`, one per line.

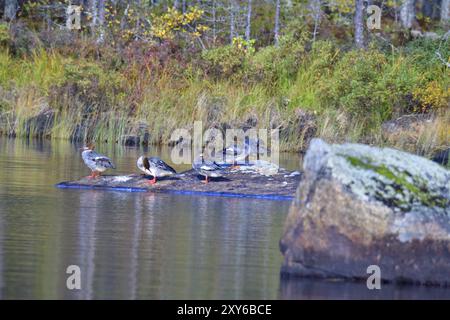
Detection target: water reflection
<box><xmin>0</xmin><ymin>213</ymin><xmax>3</xmax><ymax>299</ymax></box>
<box><xmin>280</xmin><ymin>277</ymin><xmax>450</xmax><ymax>300</ymax></box>
<box><xmin>0</xmin><ymin>136</ymin><xmax>295</xmax><ymax>299</ymax></box>
<box><xmin>1</xmin><ymin>137</ymin><xmax>449</xmax><ymax>299</ymax></box>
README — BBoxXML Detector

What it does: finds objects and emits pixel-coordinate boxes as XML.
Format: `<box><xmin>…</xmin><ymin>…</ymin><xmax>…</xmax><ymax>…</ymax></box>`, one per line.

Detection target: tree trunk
<box><xmin>212</xmin><ymin>0</ymin><xmax>217</xmax><ymax>44</ymax></box>
<box><xmin>422</xmin><ymin>0</ymin><xmax>433</xmax><ymax>18</ymax></box>
<box><xmin>120</xmin><ymin>4</ymin><xmax>130</xmax><ymax>31</ymax></box>
<box><xmin>89</xmin><ymin>0</ymin><xmax>99</xmax><ymax>35</ymax></box>
<box><xmin>97</xmin><ymin>0</ymin><xmax>105</xmax><ymax>42</ymax></box>
<box><xmin>3</xmin><ymin>0</ymin><xmax>18</xmax><ymax>21</ymax></box>
<box><xmin>182</xmin><ymin>0</ymin><xmax>186</xmax><ymax>13</ymax></box>
<box><xmin>309</xmin><ymin>0</ymin><xmax>321</xmax><ymax>42</ymax></box>
<box><xmin>98</xmin><ymin>0</ymin><xmax>105</xmax><ymax>25</ymax></box>
<box><xmin>230</xmin><ymin>0</ymin><xmax>236</xmax><ymax>43</ymax></box>
<box><xmin>432</xmin><ymin>0</ymin><xmax>442</xmax><ymax>19</ymax></box>
<box><xmin>354</xmin><ymin>0</ymin><xmax>365</xmax><ymax>48</ymax></box>
<box><xmin>400</xmin><ymin>0</ymin><xmax>416</xmax><ymax>29</ymax></box>
<box><xmin>274</xmin><ymin>0</ymin><xmax>281</xmax><ymax>46</ymax></box>
<box><xmin>245</xmin><ymin>0</ymin><xmax>252</xmax><ymax>41</ymax></box>
<box><xmin>442</xmin><ymin>0</ymin><xmax>449</xmax><ymax>24</ymax></box>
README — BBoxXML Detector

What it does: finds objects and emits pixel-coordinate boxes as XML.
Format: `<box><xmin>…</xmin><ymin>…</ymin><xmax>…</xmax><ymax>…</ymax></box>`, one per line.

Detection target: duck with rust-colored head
<box><xmin>137</xmin><ymin>156</ymin><xmax>176</xmax><ymax>184</ymax></box>
<box><xmin>81</xmin><ymin>144</ymin><xmax>115</xmax><ymax>178</ymax></box>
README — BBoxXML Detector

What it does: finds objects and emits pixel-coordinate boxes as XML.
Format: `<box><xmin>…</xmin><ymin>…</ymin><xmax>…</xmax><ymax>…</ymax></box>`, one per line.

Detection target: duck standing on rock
<box><xmin>137</xmin><ymin>156</ymin><xmax>176</xmax><ymax>184</ymax></box>
<box><xmin>222</xmin><ymin>143</ymin><xmax>248</xmax><ymax>168</ymax></box>
<box><xmin>81</xmin><ymin>145</ymin><xmax>115</xmax><ymax>178</ymax></box>
<box><xmin>222</xmin><ymin>137</ymin><xmax>267</xmax><ymax>168</ymax></box>
<box><xmin>193</xmin><ymin>154</ymin><xmax>225</xmax><ymax>184</ymax></box>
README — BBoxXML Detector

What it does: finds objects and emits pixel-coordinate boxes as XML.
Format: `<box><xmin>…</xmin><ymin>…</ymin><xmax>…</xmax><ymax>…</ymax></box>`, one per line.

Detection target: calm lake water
<box><xmin>1</xmin><ymin>137</ymin><xmax>450</xmax><ymax>300</ymax></box>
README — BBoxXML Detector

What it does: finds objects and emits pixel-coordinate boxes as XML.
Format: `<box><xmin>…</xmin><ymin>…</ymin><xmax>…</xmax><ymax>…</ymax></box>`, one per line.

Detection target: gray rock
<box><xmin>121</xmin><ymin>135</ymin><xmax>140</xmax><ymax>146</ymax></box>
<box><xmin>381</xmin><ymin>114</ymin><xmax>433</xmax><ymax>135</ymax></box>
<box><xmin>280</xmin><ymin>139</ymin><xmax>450</xmax><ymax>285</ymax></box>
<box><xmin>120</xmin><ymin>121</ymin><xmax>150</xmax><ymax>146</ymax></box>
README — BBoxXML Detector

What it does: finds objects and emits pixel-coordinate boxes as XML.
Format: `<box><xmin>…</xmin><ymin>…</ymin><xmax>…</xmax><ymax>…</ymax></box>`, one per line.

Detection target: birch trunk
<box><xmin>245</xmin><ymin>0</ymin><xmax>252</xmax><ymax>41</ymax></box>
<box><xmin>230</xmin><ymin>0</ymin><xmax>236</xmax><ymax>43</ymax></box>
<box><xmin>309</xmin><ymin>0</ymin><xmax>321</xmax><ymax>42</ymax></box>
<box><xmin>4</xmin><ymin>0</ymin><xmax>18</xmax><ymax>21</ymax></box>
<box><xmin>400</xmin><ymin>0</ymin><xmax>416</xmax><ymax>29</ymax></box>
<box><xmin>354</xmin><ymin>0</ymin><xmax>365</xmax><ymax>48</ymax></box>
<box><xmin>442</xmin><ymin>0</ymin><xmax>449</xmax><ymax>24</ymax></box>
<box><xmin>274</xmin><ymin>0</ymin><xmax>281</xmax><ymax>46</ymax></box>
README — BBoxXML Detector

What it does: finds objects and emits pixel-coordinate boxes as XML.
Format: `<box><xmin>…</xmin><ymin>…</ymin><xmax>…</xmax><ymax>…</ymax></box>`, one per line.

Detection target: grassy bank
<box><xmin>0</xmin><ymin>30</ymin><xmax>448</xmax><ymax>157</ymax></box>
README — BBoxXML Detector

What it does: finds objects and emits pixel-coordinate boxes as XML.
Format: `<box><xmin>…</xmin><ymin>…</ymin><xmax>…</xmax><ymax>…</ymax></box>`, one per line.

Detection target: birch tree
<box><xmin>3</xmin><ymin>0</ymin><xmax>18</xmax><ymax>21</ymax></box>
<box><xmin>245</xmin><ymin>0</ymin><xmax>252</xmax><ymax>41</ymax></box>
<box><xmin>90</xmin><ymin>0</ymin><xmax>99</xmax><ymax>28</ymax></box>
<box><xmin>309</xmin><ymin>0</ymin><xmax>321</xmax><ymax>42</ymax></box>
<box><xmin>354</xmin><ymin>0</ymin><xmax>364</xmax><ymax>48</ymax></box>
<box><xmin>212</xmin><ymin>0</ymin><xmax>217</xmax><ymax>43</ymax></box>
<box><xmin>442</xmin><ymin>0</ymin><xmax>449</xmax><ymax>24</ymax></box>
<box><xmin>400</xmin><ymin>0</ymin><xmax>416</xmax><ymax>29</ymax></box>
<box><xmin>230</xmin><ymin>0</ymin><xmax>236</xmax><ymax>42</ymax></box>
<box><xmin>96</xmin><ymin>0</ymin><xmax>106</xmax><ymax>42</ymax></box>
<box><xmin>421</xmin><ymin>0</ymin><xmax>433</xmax><ymax>18</ymax></box>
<box><xmin>274</xmin><ymin>0</ymin><xmax>281</xmax><ymax>45</ymax></box>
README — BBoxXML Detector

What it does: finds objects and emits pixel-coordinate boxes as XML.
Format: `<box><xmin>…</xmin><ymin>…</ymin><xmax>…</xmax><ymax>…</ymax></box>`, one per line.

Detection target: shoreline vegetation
<box><xmin>0</xmin><ymin>1</ymin><xmax>448</xmax><ymax>160</ymax></box>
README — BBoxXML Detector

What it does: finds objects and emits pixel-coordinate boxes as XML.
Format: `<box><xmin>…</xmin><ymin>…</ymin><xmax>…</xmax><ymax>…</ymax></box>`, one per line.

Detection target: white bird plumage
<box><xmin>192</xmin><ymin>154</ymin><xmax>225</xmax><ymax>183</ymax></box>
<box><xmin>81</xmin><ymin>145</ymin><xmax>115</xmax><ymax>178</ymax></box>
<box><xmin>219</xmin><ymin>137</ymin><xmax>268</xmax><ymax>167</ymax></box>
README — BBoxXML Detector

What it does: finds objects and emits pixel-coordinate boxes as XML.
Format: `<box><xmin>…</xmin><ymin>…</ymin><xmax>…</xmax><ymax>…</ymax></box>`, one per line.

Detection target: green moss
<box><xmin>342</xmin><ymin>155</ymin><xmax>449</xmax><ymax>210</ymax></box>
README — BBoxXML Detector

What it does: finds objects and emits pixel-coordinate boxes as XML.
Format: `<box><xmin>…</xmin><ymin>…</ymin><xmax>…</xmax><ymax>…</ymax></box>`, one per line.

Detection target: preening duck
<box><xmin>81</xmin><ymin>145</ymin><xmax>115</xmax><ymax>178</ymax></box>
<box><xmin>137</xmin><ymin>156</ymin><xmax>176</xmax><ymax>184</ymax></box>
<box><xmin>192</xmin><ymin>154</ymin><xmax>225</xmax><ymax>184</ymax></box>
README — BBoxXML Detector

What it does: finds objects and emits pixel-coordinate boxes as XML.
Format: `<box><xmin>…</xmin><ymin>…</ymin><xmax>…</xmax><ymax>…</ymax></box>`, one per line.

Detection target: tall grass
<box><xmin>0</xmin><ymin>38</ymin><xmax>448</xmax><ymax>157</ymax></box>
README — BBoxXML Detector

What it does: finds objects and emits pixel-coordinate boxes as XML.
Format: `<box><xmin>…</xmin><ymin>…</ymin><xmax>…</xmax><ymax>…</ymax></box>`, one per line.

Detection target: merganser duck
<box><xmin>222</xmin><ymin>138</ymin><xmax>267</xmax><ymax>167</ymax></box>
<box><xmin>137</xmin><ymin>156</ymin><xmax>176</xmax><ymax>184</ymax></box>
<box><xmin>81</xmin><ymin>144</ymin><xmax>115</xmax><ymax>178</ymax></box>
<box><xmin>222</xmin><ymin>144</ymin><xmax>247</xmax><ymax>165</ymax></box>
<box><xmin>192</xmin><ymin>154</ymin><xmax>225</xmax><ymax>183</ymax></box>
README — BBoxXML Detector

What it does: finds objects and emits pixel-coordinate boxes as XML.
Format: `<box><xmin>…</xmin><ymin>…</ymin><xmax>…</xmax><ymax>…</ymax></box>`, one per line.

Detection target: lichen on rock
<box><xmin>280</xmin><ymin>139</ymin><xmax>450</xmax><ymax>285</ymax></box>
<box><xmin>303</xmin><ymin>139</ymin><xmax>450</xmax><ymax>214</ymax></box>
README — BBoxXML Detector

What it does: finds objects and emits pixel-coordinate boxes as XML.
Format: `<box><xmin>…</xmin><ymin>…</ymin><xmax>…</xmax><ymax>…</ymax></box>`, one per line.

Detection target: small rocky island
<box><xmin>280</xmin><ymin>139</ymin><xmax>450</xmax><ymax>285</ymax></box>
<box><xmin>57</xmin><ymin>164</ymin><xmax>301</xmax><ymax>200</ymax></box>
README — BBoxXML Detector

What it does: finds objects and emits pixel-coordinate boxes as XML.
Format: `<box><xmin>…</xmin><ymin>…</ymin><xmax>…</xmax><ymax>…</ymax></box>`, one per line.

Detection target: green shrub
<box><xmin>0</xmin><ymin>23</ymin><xmax>10</xmax><ymax>47</ymax></box>
<box><xmin>246</xmin><ymin>31</ymin><xmax>308</xmax><ymax>88</ymax></box>
<box><xmin>280</xmin><ymin>40</ymin><xmax>339</xmax><ymax>112</ymax></box>
<box><xmin>318</xmin><ymin>47</ymin><xmax>417</xmax><ymax>128</ymax></box>
<box><xmin>202</xmin><ymin>42</ymin><xmax>249</xmax><ymax>79</ymax></box>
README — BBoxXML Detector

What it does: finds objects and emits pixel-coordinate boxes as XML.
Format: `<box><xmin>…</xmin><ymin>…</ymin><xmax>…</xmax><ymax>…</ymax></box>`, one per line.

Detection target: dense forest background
<box><xmin>0</xmin><ymin>0</ymin><xmax>448</xmax><ymax>157</ymax></box>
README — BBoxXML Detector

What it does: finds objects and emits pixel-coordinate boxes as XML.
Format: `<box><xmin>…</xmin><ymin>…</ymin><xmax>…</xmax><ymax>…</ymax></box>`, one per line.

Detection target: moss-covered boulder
<box><xmin>280</xmin><ymin>139</ymin><xmax>450</xmax><ymax>285</ymax></box>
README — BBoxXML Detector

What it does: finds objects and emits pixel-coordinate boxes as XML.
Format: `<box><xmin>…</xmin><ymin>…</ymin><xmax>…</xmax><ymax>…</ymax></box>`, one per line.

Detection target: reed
<box><xmin>0</xmin><ymin>39</ymin><xmax>447</xmax><ymax>159</ymax></box>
